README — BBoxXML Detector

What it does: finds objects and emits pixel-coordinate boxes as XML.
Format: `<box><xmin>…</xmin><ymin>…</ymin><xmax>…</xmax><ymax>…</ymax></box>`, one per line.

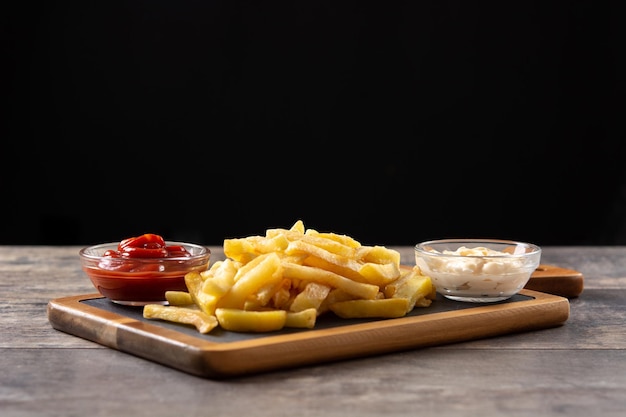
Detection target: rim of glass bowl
<box><xmin>79</xmin><ymin>241</ymin><xmax>211</xmax><ymax>263</ymax></box>
<box><xmin>414</xmin><ymin>238</ymin><xmax>541</xmax><ymax>259</ymax></box>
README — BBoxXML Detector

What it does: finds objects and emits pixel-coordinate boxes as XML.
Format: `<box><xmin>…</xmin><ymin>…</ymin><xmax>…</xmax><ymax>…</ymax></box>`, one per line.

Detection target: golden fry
<box><xmin>285</xmin><ymin>308</ymin><xmax>317</xmax><ymax>329</ymax></box>
<box><xmin>215</xmin><ymin>308</ymin><xmax>286</xmax><ymax>332</ymax></box>
<box><xmin>143</xmin><ymin>304</ymin><xmax>218</xmax><ymax>334</ymax></box>
<box><xmin>289</xmin><ymin>282</ymin><xmax>331</xmax><ymax>312</ymax></box>
<box><xmin>281</xmin><ymin>262</ymin><xmax>379</xmax><ymax>300</ymax></box>
<box><xmin>165</xmin><ymin>291</ymin><xmax>193</xmax><ymax>306</ymax></box>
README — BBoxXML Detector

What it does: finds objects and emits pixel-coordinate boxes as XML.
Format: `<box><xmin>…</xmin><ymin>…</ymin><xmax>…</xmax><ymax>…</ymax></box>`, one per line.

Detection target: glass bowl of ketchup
<box><xmin>79</xmin><ymin>233</ymin><xmax>211</xmax><ymax>306</ymax></box>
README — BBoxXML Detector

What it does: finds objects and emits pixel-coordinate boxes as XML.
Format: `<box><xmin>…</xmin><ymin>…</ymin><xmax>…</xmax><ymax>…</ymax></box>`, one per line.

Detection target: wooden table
<box><xmin>2</xmin><ymin>245</ymin><xmax>625</xmax><ymax>416</ymax></box>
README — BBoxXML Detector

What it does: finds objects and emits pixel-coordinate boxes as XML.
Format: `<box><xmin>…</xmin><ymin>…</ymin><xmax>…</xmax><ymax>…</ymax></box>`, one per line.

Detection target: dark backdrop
<box><xmin>4</xmin><ymin>1</ymin><xmax>626</xmax><ymax>247</ymax></box>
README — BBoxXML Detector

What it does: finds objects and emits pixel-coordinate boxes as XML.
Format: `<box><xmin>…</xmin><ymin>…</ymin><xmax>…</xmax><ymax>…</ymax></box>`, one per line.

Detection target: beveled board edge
<box><xmin>47</xmin><ymin>290</ymin><xmax>570</xmax><ymax>379</ymax></box>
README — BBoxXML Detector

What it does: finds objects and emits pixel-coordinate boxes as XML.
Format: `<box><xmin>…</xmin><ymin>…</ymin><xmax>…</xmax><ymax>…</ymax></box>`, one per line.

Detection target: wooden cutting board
<box><xmin>48</xmin><ymin>288</ymin><xmax>570</xmax><ymax>379</ymax></box>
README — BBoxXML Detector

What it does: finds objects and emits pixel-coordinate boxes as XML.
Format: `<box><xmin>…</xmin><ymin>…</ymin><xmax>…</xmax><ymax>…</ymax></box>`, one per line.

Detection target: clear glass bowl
<box><xmin>79</xmin><ymin>241</ymin><xmax>211</xmax><ymax>306</ymax></box>
<box><xmin>414</xmin><ymin>239</ymin><xmax>541</xmax><ymax>303</ymax></box>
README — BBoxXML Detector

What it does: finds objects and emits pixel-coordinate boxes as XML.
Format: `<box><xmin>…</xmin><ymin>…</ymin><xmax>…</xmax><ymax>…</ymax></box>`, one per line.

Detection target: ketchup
<box><xmin>86</xmin><ymin>234</ymin><xmax>208</xmax><ymax>303</ymax></box>
<box><xmin>103</xmin><ymin>233</ymin><xmax>192</xmax><ymax>259</ymax></box>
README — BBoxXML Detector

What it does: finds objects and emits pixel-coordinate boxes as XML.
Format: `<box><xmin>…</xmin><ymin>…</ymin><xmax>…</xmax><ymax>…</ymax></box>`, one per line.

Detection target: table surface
<box><xmin>2</xmin><ymin>245</ymin><xmax>626</xmax><ymax>417</ymax></box>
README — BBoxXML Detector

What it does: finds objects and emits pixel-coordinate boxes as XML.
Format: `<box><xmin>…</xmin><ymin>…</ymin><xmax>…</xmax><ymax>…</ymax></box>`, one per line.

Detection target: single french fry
<box><xmin>297</xmin><ymin>234</ymin><xmax>357</xmax><ymax>258</ymax></box>
<box><xmin>285</xmin><ymin>308</ymin><xmax>317</xmax><ymax>329</ymax></box>
<box><xmin>215</xmin><ymin>308</ymin><xmax>286</xmax><ymax>332</ymax></box>
<box><xmin>289</xmin><ymin>220</ymin><xmax>306</xmax><ymax>234</ymax></box>
<box><xmin>302</xmin><ymin>255</ymin><xmax>364</xmax><ymax>282</ymax></box>
<box><xmin>143</xmin><ymin>304</ymin><xmax>218</xmax><ymax>334</ymax></box>
<box><xmin>285</xmin><ymin>239</ymin><xmax>363</xmax><ymax>274</ymax></box>
<box><xmin>281</xmin><ymin>262</ymin><xmax>379</xmax><ymax>300</ymax></box>
<box><xmin>289</xmin><ymin>282</ymin><xmax>331</xmax><ymax>312</ymax></box>
<box><xmin>184</xmin><ymin>271</ymin><xmax>204</xmax><ymax>304</ymax></box>
<box><xmin>222</xmin><ymin>237</ymin><xmax>260</xmax><ymax>263</ymax></box>
<box><xmin>265</xmin><ymin>219</ymin><xmax>306</xmax><ymax>239</ymax></box>
<box><xmin>224</xmin><ymin>234</ymin><xmax>290</xmax><ymax>264</ymax></box>
<box><xmin>358</xmin><ymin>261</ymin><xmax>402</xmax><ymax>287</ymax></box>
<box><xmin>306</xmin><ymin>230</ymin><xmax>361</xmax><ymax>248</ymax></box>
<box><xmin>165</xmin><ymin>291</ymin><xmax>193</xmax><ymax>306</ymax></box>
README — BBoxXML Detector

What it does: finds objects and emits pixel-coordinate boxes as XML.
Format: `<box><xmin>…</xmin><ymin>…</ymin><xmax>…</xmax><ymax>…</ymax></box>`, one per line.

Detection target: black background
<box><xmin>4</xmin><ymin>1</ymin><xmax>626</xmax><ymax>247</ymax></box>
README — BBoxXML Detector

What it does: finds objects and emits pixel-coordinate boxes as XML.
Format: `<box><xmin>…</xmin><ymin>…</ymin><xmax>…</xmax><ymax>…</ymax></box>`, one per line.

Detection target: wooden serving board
<box><xmin>47</xmin><ymin>289</ymin><xmax>570</xmax><ymax>379</ymax></box>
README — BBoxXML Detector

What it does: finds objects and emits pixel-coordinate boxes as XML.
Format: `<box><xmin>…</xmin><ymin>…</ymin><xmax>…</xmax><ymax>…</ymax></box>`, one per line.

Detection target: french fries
<box><xmin>143</xmin><ymin>220</ymin><xmax>435</xmax><ymax>333</ymax></box>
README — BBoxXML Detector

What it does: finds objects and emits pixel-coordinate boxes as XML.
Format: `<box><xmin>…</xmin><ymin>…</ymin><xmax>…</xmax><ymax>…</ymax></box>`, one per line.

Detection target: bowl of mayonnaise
<box><xmin>414</xmin><ymin>239</ymin><xmax>541</xmax><ymax>303</ymax></box>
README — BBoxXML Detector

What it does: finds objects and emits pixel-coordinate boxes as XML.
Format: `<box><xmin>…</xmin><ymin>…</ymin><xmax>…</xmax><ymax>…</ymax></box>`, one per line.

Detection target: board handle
<box><xmin>524</xmin><ymin>264</ymin><xmax>584</xmax><ymax>298</ymax></box>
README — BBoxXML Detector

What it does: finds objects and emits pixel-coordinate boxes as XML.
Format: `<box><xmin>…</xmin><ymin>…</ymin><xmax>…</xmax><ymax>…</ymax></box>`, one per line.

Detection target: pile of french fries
<box><xmin>143</xmin><ymin>220</ymin><xmax>436</xmax><ymax>333</ymax></box>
